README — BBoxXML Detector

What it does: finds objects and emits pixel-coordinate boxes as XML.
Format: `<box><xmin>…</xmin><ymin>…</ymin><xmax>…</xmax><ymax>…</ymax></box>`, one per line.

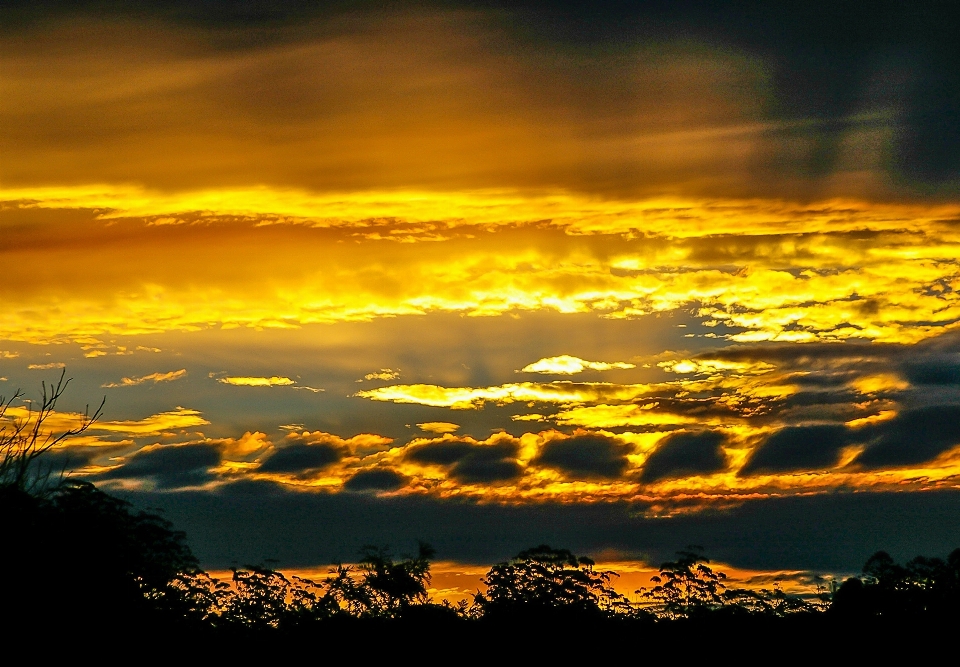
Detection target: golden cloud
<box><xmin>362</xmin><ymin>369</ymin><xmax>401</xmax><ymax>381</ymax></box>
<box><xmin>102</xmin><ymin>369</ymin><xmax>187</xmax><ymax>387</ymax></box>
<box><xmin>520</xmin><ymin>355</ymin><xmax>635</xmax><ymax>374</ymax></box>
<box><xmin>92</xmin><ymin>407</ymin><xmax>209</xmax><ymax>436</ymax></box>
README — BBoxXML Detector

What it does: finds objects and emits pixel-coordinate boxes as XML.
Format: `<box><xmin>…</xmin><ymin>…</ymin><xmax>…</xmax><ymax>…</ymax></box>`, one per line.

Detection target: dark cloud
<box><xmin>123</xmin><ymin>482</ymin><xmax>960</xmax><ymax>572</ymax></box>
<box><xmin>534</xmin><ymin>434</ymin><xmax>631</xmax><ymax>479</ymax></box>
<box><xmin>406</xmin><ymin>441</ymin><xmax>476</xmax><ymax>466</ymax></box>
<box><xmin>902</xmin><ymin>360</ymin><xmax>960</xmax><ymax>385</ymax></box>
<box><xmin>855</xmin><ymin>405</ymin><xmax>960</xmax><ymax>468</ymax></box>
<box><xmin>40</xmin><ymin>445</ymin><xmax>128</xmax><ymax>472</ymax></box>
<box><xmin>701</xmin><ymin>342</ymin><xmax>904</xmax><ymax>366</ymax></box>
<box><xmin>742</xmin><ymin>425</ymin><xmax>849</xmax><ymax>475</ymax></box>
<box><xmin>258</xmin><ymin>443</ymin><xmax>343</xmax><ymax>474</ymax></box>
<box><xmin>640</xmin><ymin>431</ymin><xmax>727</xmax><ymax>483</ymax></box>
<box><xmin>782</xmin><ymin>390</ymin><xmax>861</xmax><ymax>408</ymax></box>
<box><xmin>405</xmin><ymin>439</ymin><xmax>521</xmax><ymax>483</ymax></box>
<box><xmin>98</xmin><ymin>443</ymin><xmax>220</xmax><ymax>489</ymax></box>
<box><xmin>343</xmin><ymin>468</ymin><xmax>407</xmax><ymax>492</ymax></box>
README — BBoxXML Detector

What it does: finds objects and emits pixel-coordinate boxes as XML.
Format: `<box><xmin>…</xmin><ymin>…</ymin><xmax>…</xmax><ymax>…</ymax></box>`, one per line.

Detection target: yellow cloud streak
<box><xmin>5</xmin><ymin>185</ymin><xmax>959</xmax><ymax>237</ymax></box>
<box><xmin>356</xmin><ymin>381</ymin><xmax>659</xmax><ymax>409</ymax></box>
<box><xmin>219</xmin><ymin>376</ymin><xmax>295</xmax><ymax>387</ymax></box>
<box><xmin>92</xmin><ymin>407</ymin><xmax>210</xmax><ymax>436</ymax></box>
<box><xmin>1</xmin><ymin>405</ymin><xmax>208</xmax><ymax>438</ymax></box>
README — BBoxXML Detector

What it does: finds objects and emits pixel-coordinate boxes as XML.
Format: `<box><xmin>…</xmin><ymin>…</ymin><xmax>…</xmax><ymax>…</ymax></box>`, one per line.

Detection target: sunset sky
<box><xmin>3</xmin><ymin>1</ymin><xmax>960</xmax><ymax>596</ymax></box>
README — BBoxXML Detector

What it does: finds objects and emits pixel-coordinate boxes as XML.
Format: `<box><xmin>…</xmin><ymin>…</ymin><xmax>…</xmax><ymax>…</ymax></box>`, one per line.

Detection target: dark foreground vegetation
<box><xmin>4</xmin><ymin>376</ymin><xmax>960</xmax><ymax>653</ymax></box>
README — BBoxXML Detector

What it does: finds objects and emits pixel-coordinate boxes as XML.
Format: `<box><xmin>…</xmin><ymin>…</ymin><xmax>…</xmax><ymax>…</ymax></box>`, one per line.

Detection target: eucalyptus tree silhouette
<box><xmin>638</xmin><ymin>548</ymin><xmax>727</xmax><ymax>619</ymax></box>
<box><xmin>474</xmin><ymin>545</ymin><xmax>635</xmax><ymax>621</ymax></box>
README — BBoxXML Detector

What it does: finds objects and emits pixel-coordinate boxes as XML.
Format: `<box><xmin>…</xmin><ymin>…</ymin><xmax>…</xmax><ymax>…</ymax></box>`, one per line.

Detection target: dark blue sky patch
<box><xmin>123</xmin><ymin>484</ymin><xmax>960</xmax><ymax>573</ymax></box>
<box><xmin>902</xmin><ymin>360</ymin><xmax>960</xmax><ymax>385</ymax></box>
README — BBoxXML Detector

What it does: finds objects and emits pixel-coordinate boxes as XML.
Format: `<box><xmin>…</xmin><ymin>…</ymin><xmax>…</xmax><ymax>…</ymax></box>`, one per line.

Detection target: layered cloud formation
<box><xmin>2</xmin><ymin>2</ymin><xmax>959</xmax><ymax>570</ymax></box>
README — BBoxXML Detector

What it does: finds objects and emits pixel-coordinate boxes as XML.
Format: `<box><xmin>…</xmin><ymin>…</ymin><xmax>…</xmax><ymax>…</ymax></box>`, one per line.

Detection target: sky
<box><xmin>3</xmin><ymin>1</ymin><xmax>960</xmax><ymax>592</ymax></box>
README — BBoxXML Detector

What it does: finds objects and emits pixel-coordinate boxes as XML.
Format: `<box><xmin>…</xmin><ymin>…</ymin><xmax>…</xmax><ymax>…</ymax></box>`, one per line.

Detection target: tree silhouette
<box><xmin>638</xmin><ymin>548</ymin><xmax>727</xmax><ymax>619</ymax></box>
<box><xmin>219</xmin><ymin>565</ymin><xmax>338</xmax><ymax>631</ymax></box>
<box><xmin>325</xmin><ymin>543</ymin><xmax>436</xmax><ymax>619</ymax></box>
<box><xmin>1</xmin><ymin>479</ymin><xmax>205</xmax><ymax>634</ymax></box>
<box><xmin>474</xmin><ymin>545</ymin><xmax>634</xmax><ymax>621</ymax></box>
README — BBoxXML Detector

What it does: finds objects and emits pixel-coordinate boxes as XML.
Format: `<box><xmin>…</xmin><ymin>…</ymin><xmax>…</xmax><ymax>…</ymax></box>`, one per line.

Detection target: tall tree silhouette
<box><xmin>639</xmin><ymin>549</ymin><xmax>727</xmax><ymax>619</ymax></box>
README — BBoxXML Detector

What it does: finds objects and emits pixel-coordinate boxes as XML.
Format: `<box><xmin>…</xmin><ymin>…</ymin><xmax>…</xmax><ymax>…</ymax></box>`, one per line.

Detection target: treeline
<box><xmin>5</xmin><ymin>478</ymin><xmax>960</xmax><ymax>639</ymax></box>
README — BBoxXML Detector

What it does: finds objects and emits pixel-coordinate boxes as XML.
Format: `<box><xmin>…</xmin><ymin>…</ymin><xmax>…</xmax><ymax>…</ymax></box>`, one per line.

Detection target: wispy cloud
<box><xmin>360</xmin><ymin>369</ymin><xmax>400</xmax><ymax>381</ymax></box>
<box><xmin>102</xmin><ymin>369</ymin><xmax>187</xmax><ymax>388</ymax></box>
<box><xmin>28</xmin><ymin>362</ymin><xmax>65</xmax><ymax>370</ymax></box>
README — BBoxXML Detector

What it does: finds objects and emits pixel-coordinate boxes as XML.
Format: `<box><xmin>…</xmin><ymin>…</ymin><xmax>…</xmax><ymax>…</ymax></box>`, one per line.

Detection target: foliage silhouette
<box><xmin>473</xmin><ymin>544</ymin><xmax>637</xmax><ymax>621</ymax></box>
<box><xmin>832</xmin><ymin>548</ymin><xmax>960</xmax><ymax>619</ymax></box>
<box><xmin>219</xmin><ymin>566</ymin><xmax>339</xmax><ymax>630</ymax></box>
